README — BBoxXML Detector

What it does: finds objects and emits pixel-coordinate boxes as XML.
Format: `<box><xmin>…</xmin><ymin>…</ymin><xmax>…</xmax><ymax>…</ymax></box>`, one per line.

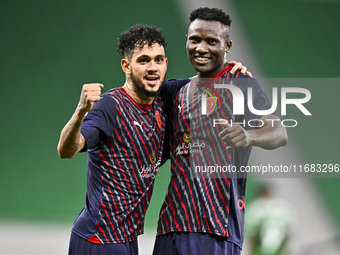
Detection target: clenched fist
<box><xmin>218</xmin><ymin>120</ymin><xmax>252</xmax><ymax>150</ymax></box>
<box><xmin>78</xmin><ymin>83</ymin><xmax>104</xmax><ymax>113</ymax></box>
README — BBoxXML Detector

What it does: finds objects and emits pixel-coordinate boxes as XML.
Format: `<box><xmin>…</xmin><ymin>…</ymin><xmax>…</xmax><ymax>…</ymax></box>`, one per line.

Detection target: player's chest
<box><xmin>175</xmin><ymin>86</ymin><xmax>234</xmax><ymax>130</ymax></box>
<box><xmin>112</xmin><ymin>100</ymin><xmax>165</xmax><ymax>143</ymax></box>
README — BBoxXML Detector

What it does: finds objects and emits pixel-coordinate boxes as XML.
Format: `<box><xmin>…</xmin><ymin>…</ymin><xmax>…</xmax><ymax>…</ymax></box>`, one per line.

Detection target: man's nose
<box><xmin>196</xmin><ymin>42</ymin><xmax>208</xmax><ymax>53</ymax></box>
<box><xmin>147</xmin><ymin>60</ymin><xmax>158</xmax><ymax>71</ymax></box>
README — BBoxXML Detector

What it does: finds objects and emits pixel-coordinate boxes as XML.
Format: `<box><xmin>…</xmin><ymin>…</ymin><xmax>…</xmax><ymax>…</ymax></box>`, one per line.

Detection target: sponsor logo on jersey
<box><xmin>150</xmin><ymin>150</ymin><xmax>157</xmax><ymax>164</ymax></box>
<box><xmin>178</xmin><ymin>103</ymin><xmax>186</xmax><ymax>113</ymax></box>
<box><xmin>175</xmin><ymin>141</ymin><xmax>205</xmax><ymax>156</ymax></box>
<box><xmin>139</xmin><ymin>158</ymin><xmax>161</xmax><ymax>179</ymax></box>
<box><xmin>183</xmin><ymin>131</ymin><xmax>191</xmax><ymax>143</ymax></box>
<box><xmin>133</xmin><ymin>120</ymin><xmax>144</xmax><ymax>132</ymax></box>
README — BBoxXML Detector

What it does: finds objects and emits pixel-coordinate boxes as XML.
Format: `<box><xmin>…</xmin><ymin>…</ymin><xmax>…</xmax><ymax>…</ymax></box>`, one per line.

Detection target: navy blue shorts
<box><xmin>152</xmin><ymin>232</ymin><xmax>241</xmax><ymax>255</ymax></box>
<box><xmin>68</xmin><ymin>232</ymin><xmax>139</xmax><ymax>255</ymax></box>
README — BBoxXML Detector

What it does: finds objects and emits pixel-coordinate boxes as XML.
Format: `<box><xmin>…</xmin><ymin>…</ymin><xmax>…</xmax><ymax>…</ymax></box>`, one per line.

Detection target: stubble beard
<box><xmin>130</xmin><ymin>70</ymin><xmax>165</xmax><ymax>98</ymax></box>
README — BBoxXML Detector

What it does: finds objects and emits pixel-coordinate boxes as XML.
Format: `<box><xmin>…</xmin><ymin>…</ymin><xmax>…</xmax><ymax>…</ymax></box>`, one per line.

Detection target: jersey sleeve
<box><xmin>160</xmin><ymin>78</ymin><xmax>190</xmax><ymax>114</ymax></box>
<box><xmin>81</xmin><ymin>93</ymin><xmax>117</xmax><ymax>150</ymax></box>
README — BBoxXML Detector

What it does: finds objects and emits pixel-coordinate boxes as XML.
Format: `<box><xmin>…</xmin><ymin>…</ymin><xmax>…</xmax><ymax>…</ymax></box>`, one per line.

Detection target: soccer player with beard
<box><xmin>57</xmin><ymin>24</ymin><xmax>248</xmax><ymax>255</ymax></box>
<box><xmin>153</xmin><ymin>7</ymin><xmax>288</xmax><ymax>255</ymax></box>
<box><xmin>57</xmin><ymin>24</ymin><xmax>188</xmax><ymax>255</ymax></box>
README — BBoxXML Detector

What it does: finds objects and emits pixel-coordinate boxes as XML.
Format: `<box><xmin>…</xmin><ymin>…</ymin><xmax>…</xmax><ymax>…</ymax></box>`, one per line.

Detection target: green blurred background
<box><xmin>0</xmin><ymin>0</ymin><xmax>339</xmax><ymax>235</ymax></box>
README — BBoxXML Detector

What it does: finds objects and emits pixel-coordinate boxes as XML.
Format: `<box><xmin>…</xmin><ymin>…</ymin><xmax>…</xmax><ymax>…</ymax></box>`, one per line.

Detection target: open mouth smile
<box><xmin>145</xmin><ymin>75</ymin><xmax>160</xmax><ymax>86</ymax></box>
<box><xmin>194</xmin><ymin>56</ymin><xmax>211</xmax><ymax>64</ymax></box>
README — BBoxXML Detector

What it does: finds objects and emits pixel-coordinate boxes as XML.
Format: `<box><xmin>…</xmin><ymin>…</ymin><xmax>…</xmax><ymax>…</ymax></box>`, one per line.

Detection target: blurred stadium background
<box><xmin>0</xmin><ymin>0</ymin><xmax>339</xmax><ymax>254</ymax></box>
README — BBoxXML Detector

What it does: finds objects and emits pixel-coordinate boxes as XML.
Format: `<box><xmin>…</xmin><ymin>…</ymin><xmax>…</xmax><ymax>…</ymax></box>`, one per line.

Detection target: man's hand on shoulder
<box><xmin>229</xmin><ymin>60</ymin><xmax>252</xmax><ymax>77</ymax></box>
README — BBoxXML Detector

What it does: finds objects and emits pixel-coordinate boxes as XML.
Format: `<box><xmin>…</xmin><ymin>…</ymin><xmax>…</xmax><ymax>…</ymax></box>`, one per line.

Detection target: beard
<box><xmin>130</xmin><ymin>70</ymin><xmax>166</xmax><ymax>98</ymax></box>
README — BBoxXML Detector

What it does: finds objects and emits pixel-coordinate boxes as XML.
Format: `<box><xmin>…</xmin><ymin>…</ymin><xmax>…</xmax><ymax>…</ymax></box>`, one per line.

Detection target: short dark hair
<box><xmin>189</xmin><ymin>7</ymin><xmax>231</xmax><ymax>27</ymax></box>
<box><xmin>117</xmin><ymin>24</ymin><xmax>167</xmax><ymax>59</ymax></box>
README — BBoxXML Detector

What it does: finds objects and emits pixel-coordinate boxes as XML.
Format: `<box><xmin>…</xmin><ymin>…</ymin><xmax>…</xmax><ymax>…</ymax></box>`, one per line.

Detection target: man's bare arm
<box><xmin>57</xmin><ymin>110</ymin><xmax>87</xmax><ymax>158</ymax></box>
<box><xmin>248</xmin><ymin>114</ymin><xmax>288</xmax><ymax>150</ymax></box>
<box><xmin>57</xmin><ymin>83</ymin><xmax>103</xmax><ymax>158</ymax></box>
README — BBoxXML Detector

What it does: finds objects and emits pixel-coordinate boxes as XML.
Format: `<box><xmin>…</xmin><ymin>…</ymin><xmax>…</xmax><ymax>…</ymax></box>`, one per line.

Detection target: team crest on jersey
<box><xmin>183</xmin><ymin>131</ymin><xmax>191</xmax><ymax>143</ymax></box>
<box><xmin>155</xmin><ymin>111</ymin><xmax>162</xmax><ymax>128</ymax></box>
<box><xmin>206</xmin><ymin>96</ymin><xmax>217</xmax><ymax>115</ymax></box>
<box><xmin>150</xmin><ymin>150</ymin><xmax>157</xmax><ymax>164</ymax></box>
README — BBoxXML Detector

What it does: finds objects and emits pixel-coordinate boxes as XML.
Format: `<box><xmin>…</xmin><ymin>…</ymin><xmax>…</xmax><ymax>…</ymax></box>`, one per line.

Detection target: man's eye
<box><xmin>139</xmin><ymin>59</ymin><xmax>148</xmax><ymax>63</ymax></box>
<box><xmin>156</xmin><ymin>58</ymin><xmax>164</xmax><ymax>63</ymax></box>
<box><xmin>190</xmin><ymin>37</ymin><xmax>199</xmax><ymax>43</ymax></box>
<box><xmin>209</xmin><ymin>40</ymin><xmax>217</xmax><ymax>45</ymax></box>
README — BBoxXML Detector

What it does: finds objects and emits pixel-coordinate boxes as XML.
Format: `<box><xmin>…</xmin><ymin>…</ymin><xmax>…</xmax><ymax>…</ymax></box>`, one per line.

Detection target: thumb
<box><xmin>221</xmin><ymin>121</ymin><xmax>231</xmax><ymax>129</ymax></box>
<box><xmin>215</xmin><ymin>119</ymin><xmax>231</xmax><ymax>128</ymax></box>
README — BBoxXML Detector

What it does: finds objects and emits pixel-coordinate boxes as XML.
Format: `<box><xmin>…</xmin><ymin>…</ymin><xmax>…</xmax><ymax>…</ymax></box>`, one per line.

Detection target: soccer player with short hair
<box><xmin>153</xmin><ymin>7</ymin><xmax>288</xmax><ymax>255</ymax></box>
<box><xmin>57</xmin><ymin>23</ymin><xmax>247</xmax><ymax>255</ymax></box>
<box><xmin>57</xmin><ymin>24</ymin><xmax>190</xmax><ymax>255</ymax></box>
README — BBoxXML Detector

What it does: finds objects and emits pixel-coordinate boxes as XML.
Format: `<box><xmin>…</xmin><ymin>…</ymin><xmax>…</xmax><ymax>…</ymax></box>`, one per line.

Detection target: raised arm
<box><xmin>57</xmin><ymin>83</ymin><xmax>103</xmax><ymax>158</ymax></box>
<box><xmin>218</xmin><ymin>114</ymin><xmax>288</xmax><ymax>150</ymax></box>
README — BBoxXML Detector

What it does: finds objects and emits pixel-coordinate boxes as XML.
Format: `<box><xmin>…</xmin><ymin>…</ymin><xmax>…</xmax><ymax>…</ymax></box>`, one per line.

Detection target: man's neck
<box><xmin>122</xmin><ymin>81</ymin><xmax>153</xmax><ymax>105</ymax></box>
<box><xmin>197</xmin><ymin>61</ymin><xmax>229</xmax><ymax>80</ymax></box>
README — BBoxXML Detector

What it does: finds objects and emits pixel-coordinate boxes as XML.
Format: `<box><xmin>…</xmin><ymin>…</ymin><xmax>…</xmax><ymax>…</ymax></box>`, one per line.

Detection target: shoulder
<box><xmin>163</xmin><ymin>78</ymin><xmax>190</xmax><ymax>86</ymax></box>
<box><xmin>233</xmin><ymin>72</ymin><xmax>263</xmax><ymax>91</ymax></box>
<box><xmin>159</xmin><ymin>78</ymin><xmax>190</xmax><ymax>104</ymax></box>
<box><xmin>101</xmin><ymin>87</ymin><xmax>124</xmax><ymax>102</ymax></box>
<box><xmin>105</xmin><ymin>87</ymin><xmax>122</xmax><ymax>97</ymax></box>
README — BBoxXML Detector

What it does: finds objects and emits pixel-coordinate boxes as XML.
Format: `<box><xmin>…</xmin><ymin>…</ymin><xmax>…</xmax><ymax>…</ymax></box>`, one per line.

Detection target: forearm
<box><xmin>57</xmin><ymin>107</ymin><xmax>86</xmax><ymax>158</ymax></box>
<box><xmin>58</xmin><ymin>83</ymin><xmax>103</xmax><ymax>158</ymax></box>
<box><xmin>249</xmin><ymin>114</ymin><xmax>288</xmax><ymax>150</ymax></box>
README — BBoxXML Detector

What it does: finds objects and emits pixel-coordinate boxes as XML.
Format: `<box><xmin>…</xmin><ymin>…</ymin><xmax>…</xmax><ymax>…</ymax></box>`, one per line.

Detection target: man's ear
<box><xmin>121</xmin><ymin>58</ymin><xmax>131</xmax><ymax>75</ymax></box>
<box><xmin>226</xmin><ymin>40</ymin><xmax>232</xmax><ymax>53</ymax></box>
